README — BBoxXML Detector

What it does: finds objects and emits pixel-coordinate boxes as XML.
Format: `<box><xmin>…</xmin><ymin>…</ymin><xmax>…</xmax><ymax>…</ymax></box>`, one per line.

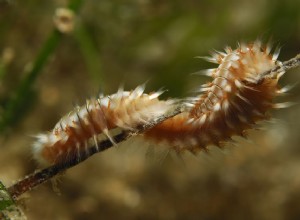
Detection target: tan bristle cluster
<box><xmin>33</xmin><ymin>85</ymin><xmax>173</xmax><ymax>166</ymax></box>
<box><xmin>33</xmin><ymin>40</ymin><xmax>288</xmax><ymax>166</ymax></box>
<box><xmin>144</xmin><ymin>41</ymin><xmax>285</xmax><ymax>153</ymax></box>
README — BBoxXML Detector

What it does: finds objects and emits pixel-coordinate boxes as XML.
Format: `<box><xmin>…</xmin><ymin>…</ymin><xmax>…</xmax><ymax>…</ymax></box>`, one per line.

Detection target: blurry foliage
<box><xmin>0</xmin><ymin>181</ymin><xmax>26</xmax><ymax>220</ymax></box>
<box><xmin>0</xmin><ymin>181</ymin><xmax>13</xmax><ymax>211</ymax></box>
<box><xmin>0</xmin><ymin>0</ymin><xmax>299</xmax><ymax>219</ymax></box>
<box><xmin>0</xmin><ymin>0</ymin><xmax>83</xmax><ymax>133</ymax></box>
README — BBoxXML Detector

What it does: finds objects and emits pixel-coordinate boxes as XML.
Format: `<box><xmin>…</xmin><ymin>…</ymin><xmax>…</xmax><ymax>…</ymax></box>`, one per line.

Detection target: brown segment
<box><xmin>37</xmin><ymin>93</ymin><xmax>171</xmax><ymax>165</ymax></box>
<box><xmin>144</xmin><ymin>43</ymin><xmax>280</xmax><ymax>153</ymax></box>
<box><xmin>144</xmin><ymin>78</ymin><xmax>278</xmax><ymax>152</ymax></box>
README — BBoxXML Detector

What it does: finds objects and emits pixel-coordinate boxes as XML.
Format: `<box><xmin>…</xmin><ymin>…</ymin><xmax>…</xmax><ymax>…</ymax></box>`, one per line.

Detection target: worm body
<box><xmin>33</xmin><ymin>41</ymin><xmax>287</xmax><ymax>166</ymax></box>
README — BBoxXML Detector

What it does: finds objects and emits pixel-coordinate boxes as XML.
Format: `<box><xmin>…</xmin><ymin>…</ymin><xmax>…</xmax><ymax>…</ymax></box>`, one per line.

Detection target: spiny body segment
<box><xmin>33</xmin><ymin>41</ymin><xmax>287</xmax><ymax>166</ymax></box>
<box><xmin>145</xmin><ymin>41</ymin><xmax>285</xmax><ymax>153</ymax></box>
<box><xmin>33</xmin><ymin>86</ymin><xmax>173</xmax><ymax>166</ymax></box>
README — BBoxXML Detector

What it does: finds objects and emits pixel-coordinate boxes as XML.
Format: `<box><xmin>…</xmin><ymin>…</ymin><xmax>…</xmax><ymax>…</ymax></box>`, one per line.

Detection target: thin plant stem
<box><xmin>258</xmin><ymin>54</ymin><xmax>300</xmax><ymax>82</ymax></box>
<box><xmin>8</xmin><ymin>131</ymin><xmax>129</xmax><ymax>200</ymax></box>
<box><xmin>74</xmin><ymin>25</ymin><xmax>104</xmax><ymax>88</ymax></box>
<box><xmin>0</xmin><ymin>0</ymin><xmax>84</xmax><ymax>133</ymax></box>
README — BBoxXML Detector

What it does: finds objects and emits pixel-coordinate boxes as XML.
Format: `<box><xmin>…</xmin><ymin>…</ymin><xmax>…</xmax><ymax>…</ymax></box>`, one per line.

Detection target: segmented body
<box><xmin>144</xmin><ymin>42</ymin><xmax>284</xmax><ymax>153</ymax></box>
<box><xmin>33</xmin><ymin>41</ymin><xmax>286</xmax><ymax>166</ymax></box>
<box><xmin>33</xmin><ymin>87</ymin><xmax>173</xmax><ymax>166</ymax></box>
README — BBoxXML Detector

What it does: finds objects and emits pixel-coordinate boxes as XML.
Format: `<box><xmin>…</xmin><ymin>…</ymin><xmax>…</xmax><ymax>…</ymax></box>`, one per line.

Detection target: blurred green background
<box><xmin>0</xmin><ymin>0</ymin><xmax>300</xmax><ymax>219</ymax></box>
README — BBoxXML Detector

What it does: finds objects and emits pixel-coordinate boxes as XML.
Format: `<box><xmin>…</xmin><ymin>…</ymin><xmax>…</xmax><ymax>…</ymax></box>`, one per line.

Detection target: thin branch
<box><xmin>258</xmin><ymin>53</ymin><xmax>300</xmax><ymax>82</ymax></box>
<box><xmin>8</xmin><ymin>132</ymin><xmax>128</xmax><ymax>200</ymax></box>
<box><xmin>7</xmin><ymin>53</ymin><xmax>300</xmax><ymax>200</ymax></box>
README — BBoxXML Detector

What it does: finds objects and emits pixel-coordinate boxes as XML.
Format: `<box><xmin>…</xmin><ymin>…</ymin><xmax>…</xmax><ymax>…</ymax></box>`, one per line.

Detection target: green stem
<box><xmin>0</xmin><ymin>0</ymin><xmax>84</xmax><ymax>133</ymax></box>
<box><xmin>74</xmin><ymin>25</ymin><xmax>103</xmax><ymax>88</ymax></box>
<box><xmin>0</xmin><ymin>63</ymin><xmax>6</xmax><ymax>81</ymax></box>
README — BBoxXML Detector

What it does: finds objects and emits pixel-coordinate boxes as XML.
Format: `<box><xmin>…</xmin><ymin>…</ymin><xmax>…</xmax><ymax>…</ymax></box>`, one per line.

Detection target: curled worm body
<box><xmin>33</xmin><ymin>41</ymin><xmax>288</xmax><ymax>166</ymax></box>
